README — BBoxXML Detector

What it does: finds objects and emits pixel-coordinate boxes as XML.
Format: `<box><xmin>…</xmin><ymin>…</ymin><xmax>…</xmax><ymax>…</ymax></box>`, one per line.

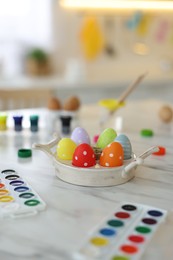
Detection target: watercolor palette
<box><xmin>75</xmin><ymin>202</ymin><xmax>167</xmax><ymax>260</ymax></box>
<box><xmin>0</xmin><ymin>169</ymin><xmax>46</xmax><ymax>218</ymax></box>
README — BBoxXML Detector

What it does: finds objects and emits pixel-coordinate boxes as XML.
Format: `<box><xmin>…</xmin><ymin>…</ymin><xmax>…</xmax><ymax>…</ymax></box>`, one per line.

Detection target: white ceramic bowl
<box><xmin>32</xmin><ymin>136</ymin><xmax>158</xmax><ymax>187</ymax></box>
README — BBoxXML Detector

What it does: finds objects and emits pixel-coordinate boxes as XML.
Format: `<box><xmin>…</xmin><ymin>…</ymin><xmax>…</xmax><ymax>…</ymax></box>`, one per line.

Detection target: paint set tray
<box><xmin>74</xmin><ymin>202</ymin><xmax>167</xmax><ymax>260</ymax></box>
<box><xmin>0</xmin><ymin>169</ymin><xmax>46</xmax><ymax>218</ymax></box>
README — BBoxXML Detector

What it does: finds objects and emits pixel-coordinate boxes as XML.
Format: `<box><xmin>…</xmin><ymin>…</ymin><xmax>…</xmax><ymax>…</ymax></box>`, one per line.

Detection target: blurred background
<box><xmin>0</xmin><ymin>0</ymin><xmax>173</xmax><ymax>104</ymax></box>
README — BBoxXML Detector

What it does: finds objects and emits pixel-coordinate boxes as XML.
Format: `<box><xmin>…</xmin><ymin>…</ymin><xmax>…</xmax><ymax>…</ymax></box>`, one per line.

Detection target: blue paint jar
<box><xmin>13</xmin><ymin>115</ymin><xmax>23</xmax><ymax>131</ymax></box>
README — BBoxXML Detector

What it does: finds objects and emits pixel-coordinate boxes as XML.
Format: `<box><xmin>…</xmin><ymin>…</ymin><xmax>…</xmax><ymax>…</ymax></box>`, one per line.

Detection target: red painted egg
<box><xmin>72</xmin><ymin>143</ymin><xmax>96</xmax><ymax>168</ymax></box>
<box><xmin>99</xmin><ymin>142</ymin><xmax>124</xmax><ymax>167</ymax></box>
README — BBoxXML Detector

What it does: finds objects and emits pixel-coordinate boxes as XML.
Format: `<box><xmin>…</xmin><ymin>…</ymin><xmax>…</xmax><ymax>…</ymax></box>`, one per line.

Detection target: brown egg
<box><xmin>47</xmin><ymin>96</ymin><xmax>61</xmax><ymax>110</ymax></box>
<box><xmin>159</xmin><ymin>105</ymin><xmax>173</xmax><ymax>123</ymax></box>
<box><xmin>63</xmin><ymin>96</ymin><xmax>81</xmax><ymax>111</ymax></box>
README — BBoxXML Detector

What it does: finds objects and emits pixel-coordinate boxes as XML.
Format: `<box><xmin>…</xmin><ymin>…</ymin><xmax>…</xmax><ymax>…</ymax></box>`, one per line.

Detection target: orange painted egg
<box><xmin>99</xmin><ymin>142</ymin><xmax>124</xmax><ymax>167</ymax></box>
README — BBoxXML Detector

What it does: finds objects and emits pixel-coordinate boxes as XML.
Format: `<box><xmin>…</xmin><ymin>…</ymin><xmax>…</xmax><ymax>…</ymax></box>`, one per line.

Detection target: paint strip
<box><xmin>75</xmin><ymin>202</ymin><xmax>167</xmax><ymax>260</ymax></box>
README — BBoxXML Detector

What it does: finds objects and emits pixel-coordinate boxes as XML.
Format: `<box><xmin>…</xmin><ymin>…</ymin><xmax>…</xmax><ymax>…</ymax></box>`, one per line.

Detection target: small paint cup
<box><xmin>0</xmin><ymin>114</ymin><xmax>8</xmax><ymax>131</ymax></box>
<box><xmin>13</xmin><ymin>115</ymin><xmax>23</xmax><ymax>132</ymax></box>
<box><xmin>59</xmin><ymin>115</ymin><xmax>72</xmax><ymax>135</ymax></box>
<box><xmin>30</xmin><ymin>115</ymin><xmax>39</xmax><ymax>132</ymax></box>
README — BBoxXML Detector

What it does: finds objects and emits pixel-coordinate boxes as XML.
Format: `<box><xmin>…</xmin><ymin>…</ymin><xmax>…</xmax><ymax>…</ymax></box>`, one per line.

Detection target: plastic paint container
<box><xmin>0</xmin><ymin>114</ymin><xmax>8</xmax><ymax>131</ymax></box>
<box><xmin>59</xmin><ymin>115</ymin><xmax>72</xmax><ymax>135</ymax></box>
<box><xmin>30</xmin><ymin>115</ymin><xmax>39</xmax><ymax>132</ymax></box>
<box><xmin>13</xmin><ymin>115</ymin><xmax>23</xmax><ymax>131</ymax></box>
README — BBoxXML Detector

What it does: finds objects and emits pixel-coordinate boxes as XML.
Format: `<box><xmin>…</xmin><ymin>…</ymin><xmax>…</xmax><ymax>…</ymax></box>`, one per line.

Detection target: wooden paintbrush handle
<box><xmin>118</xmin><ymin>72</ymin><xmax>148</xmax><ymax>103</ymax></box>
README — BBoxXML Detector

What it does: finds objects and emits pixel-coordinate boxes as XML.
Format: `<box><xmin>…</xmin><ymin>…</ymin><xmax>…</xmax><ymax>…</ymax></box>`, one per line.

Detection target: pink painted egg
<box><xmin>99</xmin><ymin>142</ymin><xmax>124</xmax><ymax>167</ymax></box>
<box><xmin>72</xmin><ymin>143</ymin><xmax>96</xmax><ymax>168</ymax></box>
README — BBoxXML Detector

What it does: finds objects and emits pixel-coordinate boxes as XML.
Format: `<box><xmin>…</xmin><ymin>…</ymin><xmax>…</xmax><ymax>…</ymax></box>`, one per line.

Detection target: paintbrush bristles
<box><xmin>118</xmin><ymin>72</ymin><xmax>148</xmax><ymax>103</ymax></box>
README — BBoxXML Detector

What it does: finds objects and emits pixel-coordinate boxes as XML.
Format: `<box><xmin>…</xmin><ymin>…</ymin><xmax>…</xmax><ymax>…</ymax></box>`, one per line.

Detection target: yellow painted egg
<box><xmin>57</xmin><ymin>138</ymin><xmax>77</xmax><ymax>160</ymax></box>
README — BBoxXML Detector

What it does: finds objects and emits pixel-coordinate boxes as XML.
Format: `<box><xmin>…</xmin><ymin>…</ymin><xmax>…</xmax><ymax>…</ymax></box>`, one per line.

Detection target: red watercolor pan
<box><xmin>75</xmin><ymin>202</ymin><xmax>167</xmax><ymax>260</ymax></box>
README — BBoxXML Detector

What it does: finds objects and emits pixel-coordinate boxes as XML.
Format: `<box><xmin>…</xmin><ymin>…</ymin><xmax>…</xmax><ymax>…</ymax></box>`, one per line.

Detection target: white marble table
<box><xmin>0</xmin><ymin>99</ymin><xmax>173</xmax><ymax>260</ymax></box>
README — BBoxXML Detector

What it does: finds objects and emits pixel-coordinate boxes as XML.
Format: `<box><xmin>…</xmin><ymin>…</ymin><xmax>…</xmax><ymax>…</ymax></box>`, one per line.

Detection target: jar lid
<box><xmin>30</xmin><ymin>115</ymin><xmax>39</xmax><ymax>120</ymax></box>
<box><xmin>18</xmin><ymin>149</ymin><xmax>32</xmax><ymax>158</ymax></box>
<box><xmin>140</xmin><ymin>129</ymin><xmax>154</xmax><ymax>137</ymax></box>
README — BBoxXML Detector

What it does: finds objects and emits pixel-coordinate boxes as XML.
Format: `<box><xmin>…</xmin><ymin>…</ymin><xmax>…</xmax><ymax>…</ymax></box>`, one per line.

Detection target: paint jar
<box><xmin>59</xmin><ymin>115</ymin><xmax>72</xmax><ymax>135</ymax></box>
<box><xmin>30</xmin><ymin>115</ymin><xmax>39</xmax><ymax>132</ymax></box>
<box><xmin>13</xmin><ymin>115</ymin><xmax>23</xmax><ymax>132</ymax></box>
<box><xmin>0</xmin><ymin>114</ymin><xmax>8</xmax><ymax>131</ymax></box>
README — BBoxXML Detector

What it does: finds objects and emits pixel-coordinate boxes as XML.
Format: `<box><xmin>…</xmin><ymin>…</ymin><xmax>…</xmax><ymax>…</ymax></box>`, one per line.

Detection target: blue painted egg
<box><xmin>115</xmin><ymin>134</ymin><xmax>132</xmax><ymax>160</ymax></box>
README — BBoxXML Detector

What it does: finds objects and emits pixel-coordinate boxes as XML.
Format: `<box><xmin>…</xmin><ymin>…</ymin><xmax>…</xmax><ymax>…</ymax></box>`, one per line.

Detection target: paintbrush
<box><xmin>99</xmin><ymin>71</ymin><xmax>148</xmax><ymax>128</ymax></box>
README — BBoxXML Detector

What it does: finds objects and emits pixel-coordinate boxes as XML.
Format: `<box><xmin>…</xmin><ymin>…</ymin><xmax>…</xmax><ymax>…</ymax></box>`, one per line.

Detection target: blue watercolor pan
<box><xmin>0</xmin><ymin>169</ymin><xmax>46</xmax><ymax>218</ymax></box>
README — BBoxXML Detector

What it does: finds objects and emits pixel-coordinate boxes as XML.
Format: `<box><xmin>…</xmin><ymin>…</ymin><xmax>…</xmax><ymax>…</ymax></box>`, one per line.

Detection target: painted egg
<box><xmin>99</xmin><ymin>142</ymin><xmax>124</xmax><ymax>167</ymax></box>
<box><xmin>115</xmin><ymin>134</ymin><xmax>132</xmax><ymax>160</ymax></box>
<box><xmin>93</xmin><ymin>134</ymin><xmax>99</xmax><ymax>144</ymax></box>
<box><xmin>57</xmin><ymin>138</ymin><xmax>77</xmax><ymax>160</ymax></box>
<box><xmin>71</xmin><ymin>127</ymin><xmax>90</xmax><ymax>145</ymax></box>
<box><xmin>96</xmin><ymin>128</ymin><xmax>117</xmax><ymax>149</ymax></box>
<box><xmin>72</xmin><ymin>143</ymin><xmax>96</xmax><ymax>167</ymax></box>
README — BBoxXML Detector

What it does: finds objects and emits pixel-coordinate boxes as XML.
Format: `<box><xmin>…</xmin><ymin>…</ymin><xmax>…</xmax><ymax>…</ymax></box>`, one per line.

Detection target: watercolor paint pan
<box><xmin>0</xmin><ymin>169</ymin><xmax>46</xmax><ymax>218</ymax></box>
<box><xmin>74</xmin><ymin>202</ymin><xmax>167</xmax><ymax>260</ymax></box>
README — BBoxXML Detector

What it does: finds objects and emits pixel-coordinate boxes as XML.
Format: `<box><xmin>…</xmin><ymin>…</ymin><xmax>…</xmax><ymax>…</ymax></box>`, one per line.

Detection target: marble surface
<box><xmin>0</xmin><ymin>99</ymin><xmax>173</xmax><ymax>260</ymax></box>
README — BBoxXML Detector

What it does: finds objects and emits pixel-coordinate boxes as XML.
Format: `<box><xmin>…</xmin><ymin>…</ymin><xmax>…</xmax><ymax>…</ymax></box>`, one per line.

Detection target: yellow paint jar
<box><xmin>0</xmin><ymin>114</ymin><xmax>8</xmax><ymax>131</ymax></box>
